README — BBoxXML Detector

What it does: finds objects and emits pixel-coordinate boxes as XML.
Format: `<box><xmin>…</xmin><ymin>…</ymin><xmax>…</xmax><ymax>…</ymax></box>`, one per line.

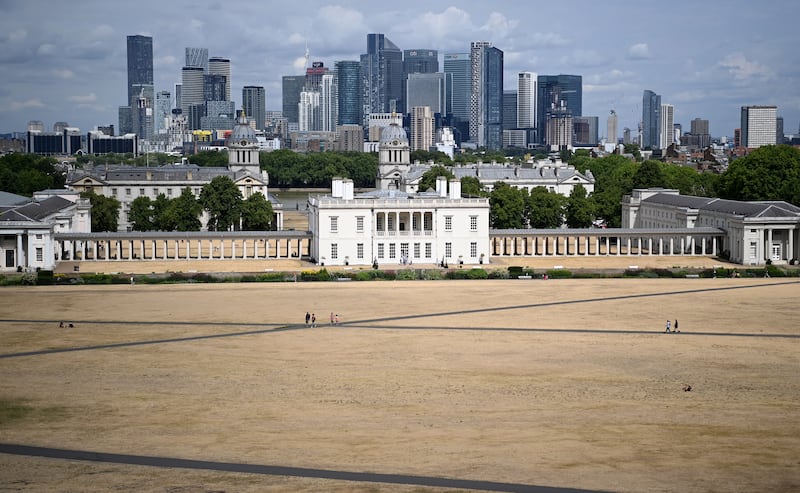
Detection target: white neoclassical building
<box><xmin>309</xmin><ymin>123</ymin><xmax>491</xmax><ymax>267</ymax></box>
<box><xmin>622</xmin><ymin>188</ymin><xmax>800</xmax><ymax>265</ymax></box>
<box><xmin>67</xmin><ymin>113</ymin><xmax>282</xmax><ymax>231</ymax></box>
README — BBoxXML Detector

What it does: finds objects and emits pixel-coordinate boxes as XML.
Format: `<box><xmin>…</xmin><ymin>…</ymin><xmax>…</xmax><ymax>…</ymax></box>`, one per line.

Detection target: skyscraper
<box><xmin>334</xmin><ymin>60</ymin><xmax>363</xmax><ymax>126</ymax></box>
<box><xmin>305</xmin><ymin>61</ymin><xmax>329</xmax><ymax>91</ymax></box>
<box><xmin>740</xmin><ymin>105</ymin><xmax>777</xmax><ymax>148</ymax></box>
<box><xmin>298</xmin><ymin>90</ymin><xmax>320</xmax><ymax>132</ymax></box>
<box><xmin>406</xmin><ymin>73</ymin><xmax>447</xmax><ymax>116</ymax></box>
<box><xmin>208</xmin><ymin>57</ymin><xmax>231</xmax><ymax>102</ymax></box>
<box><xmin>154</xmin><ymin>91</ymin><xmax>171</xmax><ymax>134</ymax></box>
<box><xmin>690</xmin><ymin>118</ymin><xmax>711</xmax><ymax>149</ymax></box>
<box><xmin>403</xmin><ymin>49</ymin><xmax>438</xmax><ymax>115</ymax></box>
<box><xmin>607</xmin><ymin>110</ymin><xmax>618</xmax><ymax>144</ymax></box>
<box><xmin>642</xmin><ymin>89</ymin><xmax>661</xmax><ymax>149</ymax></box>
<box><xmin>469</xmin><ymin>42</ymin><xmax>503</xmax><ymax>150</ymax></box>
<box><xmin>573</xmin><ymin>116</ymin><xmax>598</xmax><ymax>146</ymax></box>
<box><xmin>503</xmin><ymin>90</ymin><xmax>517</xmax><ymax>131</ymax></box>
<box><xmin>282</xmin><ymin>75</ymin><xmax>305</xmax><ymax>127</ymax></box>
<box><xmin>517</xmin><ymin>72</ymin><xmax>537</xmax><ymax>130</ymax></box>
<box><xmin>181</xmin><ymin>67</ymin><xmax>205</xmax><ymax>120</ymax></box>
<box><xmin>242</xmin><ymin>86</ymin><xmax>266</xmax><ymax>130</ymax></box>
<box><xmin>660</xmin><ymin>104</ymin><xmax>674</xmax><ymax>149</ymax></box>
<box><xmin>361</xmin><ymin>34</ymin><xmax>403</xmax><ymax>115</ymax></box>
<box><xmin>443</xmin><ymin>53</ymin><xmax>471</xmax><ymax>141</ymax></box>
<box><xmin>124</xmin><ymin>34</ymin><xmax>153</xmax><ymax>136</ymax></box>
<box><xmin>185</xmin><ymin>47</ymin><xmax>209</xmax><ymax>73</ymax></box>
<box><xmin>410</xmin><ymin>106</ymin><xmax>435</xmax><ymax>151</ymax></box>
<box><xmin>320</xmin><ymin>74</ymin><xmax>337</xmax><ymax>132</ymax></box>
<box><xmin>536</xmin><ymin>75</ymin><xmax>582</xmax><ymax>144</ymax></box>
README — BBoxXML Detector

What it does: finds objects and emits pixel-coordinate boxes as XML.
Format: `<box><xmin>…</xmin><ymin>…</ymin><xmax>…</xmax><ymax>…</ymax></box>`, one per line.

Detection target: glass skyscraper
<box><xmin>282</xmin><ymin>75</ymin><xmax>305</xmax><ymax>126</ymax></box>
<box><xmin>469</xmin><ymin>42</ymin><xmax>503</xmax><ymax>151</ymax></box>
<box><xmin>242</xmin><ymin>86</ymin><xmax>266</xmax><ymax>130</ymax></box>
<box><xmin>642</xmin><ymin>89</ymin><xmax>661</xmax><ymax>149</ymax></box>
<box><xmin>126</xmin><ymin>35</ymin><xmax>153</xmax><ymax>106</ymax></box>
<box><xmin>361</xmin><ymin>34</ymin><xmax>403</xmax><ymax>116</ymax></box>
<box><xmin>335</xmin><ymin>60</ymin><xmax>363</xmax><ymax>126</ymax></box>
<box><xmin>443</xmin><ymin>53</ymin><xmax>471</xmax><ymax>142</ymax></box>
<box><xmin>537</xmin><ymin>75</ymin><xmax>582</xmax><ymax>144</ymax></box>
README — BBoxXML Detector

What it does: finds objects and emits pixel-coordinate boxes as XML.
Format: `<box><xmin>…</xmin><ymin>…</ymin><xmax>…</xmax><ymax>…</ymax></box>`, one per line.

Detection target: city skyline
<box><xmin>1</xmin><ymin>0</ymin><xmax>797</xmax><ymax>140</ymax></box>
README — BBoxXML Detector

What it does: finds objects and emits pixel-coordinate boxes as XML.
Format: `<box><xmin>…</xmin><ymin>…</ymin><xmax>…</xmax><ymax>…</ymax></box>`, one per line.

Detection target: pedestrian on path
<box><xmin>305</xmin><ymin>311</ymin><xmax>311</xmax><ymax>327</ymax></box>
<box><xmin>330</xmin><ymin>312</ymin><xmax>335</xmax><ymax>326</ymax></box>
<box><xmin>335</xmin><ymin>314</ymin><xmax>340</xmax><ymax>325</ymax></box>
<box><xmin>674</xmin><ymin>319</ymin><xmax>679</xmax><ymax>333</ymax></box>
<box><xmin>311</xmin><ymin>313</ymin><xmax>316</xmax><ymax>328</ymax></box>
<box><xmin>665</xmin><ymin>320</ymin><xmax>671</xmax><ymax>333</ymax></box>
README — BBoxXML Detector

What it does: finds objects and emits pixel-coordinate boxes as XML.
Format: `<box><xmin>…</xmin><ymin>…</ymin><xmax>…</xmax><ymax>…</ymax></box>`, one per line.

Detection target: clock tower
<box><xmin>377</xmin><ymin>121</ymin><xmax>411</xmax><ymax>190</ymax></box>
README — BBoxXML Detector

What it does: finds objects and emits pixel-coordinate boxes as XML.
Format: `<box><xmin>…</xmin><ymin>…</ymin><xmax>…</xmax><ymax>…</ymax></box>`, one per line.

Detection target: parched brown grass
<box><xmin>1</xmin><ymin>278</ymin><xmax>799</xmax><ymax>492</ymax></box>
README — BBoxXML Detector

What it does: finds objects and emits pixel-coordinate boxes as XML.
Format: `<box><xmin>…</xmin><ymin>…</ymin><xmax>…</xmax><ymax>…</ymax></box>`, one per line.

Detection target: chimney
<box><xmin>448</xmin><ymin>178</ymin><xmax>461</xmax><ymax>199</ymax></box>
<box><xmin>343</xmin><ymin>179</ymin><xmax>354</xmax><ymax>200</ymax></box>
<box><xmin>332</xmin><ymin>177</ymin><xmax>343</xmax><ymax>198</ymax></box>
<box><xmin>436</xmin><ymin>176</ymin><xmax>447</xmax><ymax>197</ymax></box>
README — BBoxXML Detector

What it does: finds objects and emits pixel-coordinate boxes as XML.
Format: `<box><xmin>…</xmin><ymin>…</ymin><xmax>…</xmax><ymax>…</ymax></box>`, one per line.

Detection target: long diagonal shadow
<box><xmin>0</xmin><ymin>443</ymin><xmax>610</xmax><ymax>493</ymax></box>
<box><xmin>0</xmin><ymin>280</ymin><xmax>797</xmax><ymax>360</ymax></box>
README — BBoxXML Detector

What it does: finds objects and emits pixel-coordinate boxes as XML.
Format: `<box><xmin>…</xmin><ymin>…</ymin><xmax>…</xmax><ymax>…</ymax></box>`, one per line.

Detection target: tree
<box><xmin>489</xmin><ymin>182</ymin><xmax>526</xmax><ymax>229</ymax></box>
<box><xmin>200</xmin><ymin>176</ymin><xmax>242</xmax><ymax>231</ymax></box>
<box><xmin>152</xmin><ymin>194</ymin><xmax>174</xmax><ymax>230</ymax></box>
<box><xmin>717</xmin><ymin>145</ymin><xmax>800</xmax><ymax>204</ymax></box>
<box><xmin>565</xmin><ymin>185</ymin><xmax>595</xmax><ymax>228</ymax></box>
<box><xmin>632</xmin><ymin>160</ymin><xmax>667</xmax><ymax>189</ymax></box>
<box><xmin>410</xmin><ymin>149</ymin><xmax>453</xmax><ymax>165</ymax></box>
<box><xmin>527</xmin><ymin>186</ymin><xmax>566</xmax><ymax>229</ymax></box>
<box><xmin>240</xmin><ymin>192</ymin><xmax>274</xmax><ymax>231</ymax></box>
<box><xmin>460</xmin><ymin>176</ymin><xmax>484</xmax><ymax>197</ymax></box>
<box><xmin>166</xmin><ymin>187</ymin><xmax>202</xmax><ymax>231</ymax></box>
<box><xmin>128</xmin><ymin>196</ymin><xmax>155</xmax><ymax>231</ymax></box>
<box><xmin>81</xmin><ymin>190</ymin><xmax>120</xmax><ymax>232</ymax></box>
<box><xmin>418</xmin><ymin>165</ymin><xmax>455</xmax><ymax>192</ymax></box>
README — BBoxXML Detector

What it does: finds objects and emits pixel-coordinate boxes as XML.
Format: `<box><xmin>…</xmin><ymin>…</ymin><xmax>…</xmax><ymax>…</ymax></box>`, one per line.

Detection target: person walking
<box><xmin>311</xmin><ymin>313</ymin><xmax>316</xmax><ymax>328</ymax></box>
<box><xmin>674</xmin><ymin>319</ymin><xmax>679</xmax><ymax>333</ymax></box>
<box><xmin>665</xmin><ymin>320</ymin><xmax>671</xmax><ymax>333</ymax></box>
<box><xmin>335</xmin><ymin>314</ymin><xmax>340</xmax><ymax>325</ymax></box>
<box><xmin>330</xmin><ymin>312</ymin><xmax>335</xmax><ymax>326</ymax></box>
<box><xmin>305</xmin><ymin>311</ymin><xmax>311</xmax><ymax>327</ymax></box>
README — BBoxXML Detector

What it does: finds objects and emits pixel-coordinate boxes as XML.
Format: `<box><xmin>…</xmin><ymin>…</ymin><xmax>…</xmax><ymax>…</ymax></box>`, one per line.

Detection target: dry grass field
<box><xmin>1</xmin><ymin>273</ymin><xmax>799</xmax><ymax>492</ymax></box>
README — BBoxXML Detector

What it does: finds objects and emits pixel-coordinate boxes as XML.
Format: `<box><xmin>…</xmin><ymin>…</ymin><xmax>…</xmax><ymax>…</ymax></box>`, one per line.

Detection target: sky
<box><xmin>1</xmin><ymin>0</ymin><xmax>798</xmax><ymax>140</ymax></box>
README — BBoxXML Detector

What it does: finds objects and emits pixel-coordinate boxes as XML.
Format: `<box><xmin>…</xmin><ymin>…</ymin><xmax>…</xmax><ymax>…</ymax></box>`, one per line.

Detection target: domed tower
<box><xmin>377</xmin><ymin>122</ymin><xmax>411</xmax><ymax>190</ymax></box>
<box><xmin>228</xmin><ymin>112</ymin><xmax>260</xmax><ymax>175</ymax></box>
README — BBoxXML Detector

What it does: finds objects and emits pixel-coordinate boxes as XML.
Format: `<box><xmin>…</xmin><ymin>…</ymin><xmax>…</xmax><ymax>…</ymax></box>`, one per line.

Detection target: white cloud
<box><xmin>292</xmin><ymin>56</ymin><xmax>307</xmax><ymax>71</ymax></box>
<box><xmin>37</xmin><ymin>43</ymin><xmax>56</xmax><ymax>56</ymax></box>
<box><xmin>528</xmin><ymin>32</ymin><xmax>569</xmax><ymax>48</ymax></box>
<box><xmin>52</xmin><ymin>69</ymin><xmax>75</xmax><ymax>79</ymax></box>
<box><xmin>627</xmin><ymin>43</ymin><xmax>651</xmax><ymax>60</ymax></box>
<box><xmin>672</xmin><ymin>90</ymin><xmax>708</xmax><ymax>103</ymax></box>
<box><xmin>718</xmin><ymin>53</ymin><xmax>774</xmax><ymax>80</ymax></box>
<box><xmin>69</xmin><ymin>93</ymin><xmax>97</xmax><ymax>104</ymax></box>
<box><xmin>480</xmin><ymin>12</ymin><xmax>518</xmax><ymax>38</ymax></box>
<box><xmin>7</xmin><ymin>99</ymin><xmax>45</xmax><ymax>111</ymax></box>
<box><xmin>418</xmin><ymin>6</ymin><xmax>473</xmax><ymax>35</ymax></box>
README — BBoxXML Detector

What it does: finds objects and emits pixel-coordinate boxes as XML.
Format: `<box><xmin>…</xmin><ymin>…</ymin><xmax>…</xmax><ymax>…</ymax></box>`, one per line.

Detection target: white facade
<box><xmin>309</xmin><ymin>178</ymin><xmax>490</xmax><ymax>266</ymax></box>
<box><xmin>741</xmin><ymin>105</ymin><xmax>777</xmax><ymax>148</ymax></box>
<box><xmin>410</xmin><ymin>106</ymin><xmax>434</xmax><ymax>151</ymax></box>
<box><xmin>298</xmin><ymin>90</ymin><xmax>320</xmax><ymax>132</ymax></box>
<box><xmin>320</xmin><ymin>74</ymin><xmax>337</xmax><ymax>132</ymax></box>
<box><xmin>517</xmin><ymin>72</ymin><xmax>537</xmax><ymax>129</ymax></box>
<box><xmin>659</xmin><ymin>104</ymin><xmax>674</xmax><ymax>149</ymax></box>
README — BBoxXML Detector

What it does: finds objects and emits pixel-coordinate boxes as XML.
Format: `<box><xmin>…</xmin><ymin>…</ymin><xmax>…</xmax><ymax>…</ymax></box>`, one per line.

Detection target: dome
<box><xmin>229</xmin><ymin>113</ymin><xmax>257</xmax><ymax>145</ymax></box>
<box><xmin>379</xmin><ymin>123</ymin><xmax>408</xmax><ymax>145</ymax></box>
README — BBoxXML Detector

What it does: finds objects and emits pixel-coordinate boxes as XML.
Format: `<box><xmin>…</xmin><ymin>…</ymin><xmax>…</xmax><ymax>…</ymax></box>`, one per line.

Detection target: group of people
<box><xmin>58</xmin><ymin>321</ymin><xmax>74</xmax><ymax>328</ymax></box>
<box><xmin>665</xmin><ymin>319</ymin><xmax>680</xmax><ymax>333</ymax></box>
<box><xmin>304</xmin><ymin>311</ymin><xmax>340</xmax><ymax>327</ymax></box>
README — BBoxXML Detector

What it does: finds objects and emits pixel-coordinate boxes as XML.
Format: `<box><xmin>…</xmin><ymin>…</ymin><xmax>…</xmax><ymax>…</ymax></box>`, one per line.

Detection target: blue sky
<box><xmin>1</xmin><ymin>0</ymin><xmax>797</xmax><ymax>139</ymax></box>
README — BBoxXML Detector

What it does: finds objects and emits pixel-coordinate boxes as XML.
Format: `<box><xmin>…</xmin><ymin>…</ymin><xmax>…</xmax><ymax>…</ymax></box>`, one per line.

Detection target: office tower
<box><xmin>27</xmin><ymin>120</ymin><xmax>44</xmax><ymax>132</ymax></box>
<box><xmin>202</xmin><ymin>100</ymin><xmax>235</xmax><ymax>131</ymax></box>
<box><xmin>334</xmin><ymin>60</ymin><xmax>363</xmax><ymax>126</ymax></box>
<box><xmin>545</xmin><ymin>99</ymin><xmax>572</xmax><ymax>150</ymax></box>
<box><xmin>776</xmin><ymin>116</ymin><xmax>784</xmax><ymax>144</ymax></box>
<box><xmin>607</xmin><ymin>110</ymin><xmax>618</xmax><ymax>143</ymax></box>
<box><xmin>403</xmin><ymin>49</ymin><xmax>439</xmax><ymax>74</ymax></box>
<box><xmin>208</xmin><ymin>57</ymin><xmax>231</xmax><ymax>101</ymax></box>
<box><xmin>573</xmin><ymin>116</ymin><xmax>598</xmax><ymax>146</ymax></box>
<box><xmin>642</xmin><ymin>89</ymin><xmax>661</xmax><ymax>149</ymax></box>
<box><xmin>410</xmin><ymin>106</ymin><xmax>435</xmax><ymax>151</ymax></box>
<box><xmin>469</xmin><ymin>41</ymin><xmax>503</xmax><ymax>150</ymax></box>
<box><xmin>536</xmin><ymin>75</ymin><xmax>581</xmax><ymax>144</ymax></box>
<box><xmin>517</xmin><ymin>72</ymin><xmax>537</xmax><ymax>130</ymax></box>
<box><xmin>298</xmin><ymin>89</ymin><xmax>320</xmax><ymax>131</ymax></box>
<box><xmin>689</xmin><ymin>118</ymin><xmax>711</xmax><ymax>149</ymax></box>
<box><xmin>335</xmin><ymin>124</ymin><xmax>363</xmax><ymax>152</ymax></box>
<box><xmin>282</xmin><ymin>75</ymin><xmax>305</xmax><ymax>126</ymax></box>
<box><xmin>443</xmin><ymin>52</ymin><xmax>471</xmax><ymax>140</ymax></box>
<box><xmin>361</xmin><ymin>33</ymin><xmax>403</xmax><ymax>115</ymax></box>
<box><xmin>185</xmin><ymin>47</ymin><xmax>209</xmax><ymax>73</ymax></box>
<box><xmin>154</xmin><ymin>91</ymin><xmax>171</xmax><ymax>134</ymax></box>
<box><xmin>503</xmin><ymin>90</ymin><xmax>517</xmax><ymax>131</ymax></box>
<box><xmin>623</xmin><ymin>127</ymin><xmax>632</xmax><ymax>145</ymax></box>
<box><xmin>242</xmin><ymin>86</ymin><xmax>266</xmax><ymax>130</ymax></box>
<box><xmin>53</xmin><ymin>122</ymin><xmax>69</xmax><ymax>133</ymax></box>
<box><xmin>133</xmin><ymin>91</ymin><xmax>153</xmax><ymax>140</ymax></box>
<box><xmin>660</xmin><ymin>104</ymin><xmax>674</xmax><ymax>149</ymax></box>
<box><xmin>305</xmin><ymin>61</ymin><xmax>329</xmax><ymax>91</ymax></box>
<box><xmin>181</xmin><ymin>67</ymin><xmax>205</xmax><ymax>121</ymax></box>
<box><xmin>740</xmin><ymin>105</ymin><xmax>777</xmax><ymax>148</ymax></box>
<box><xmin>320</xmin><ymin>74</ymin><xmax>337</xmax><ymax>132</ymax></box>
<box><xmin>175</xmin><ymin>84</ymin><xmax>182</xmax><ymax>111</ymax></box>
<box><xmin>406</xmin><ymin>73</ymin><xmax>447</xmax><ymax>116</ymax></box>
<box><xmin>204</xmin><ymin>74</ymin><xmax>227</xmax><ymax>102</ymax></box>
<box><xmin>118</xmin><ymin>107</ymin><xmax>132</xmax><ymax>135</ymax></box>
<box><xmin>124</xmin><ymin>35</ymin><xmax>153</xmax><ymax>136</ymax></box>
<box><xmin>673</xmin><ymin>123</ymin><xmax>682</xmax><ymax>147</ymax></box>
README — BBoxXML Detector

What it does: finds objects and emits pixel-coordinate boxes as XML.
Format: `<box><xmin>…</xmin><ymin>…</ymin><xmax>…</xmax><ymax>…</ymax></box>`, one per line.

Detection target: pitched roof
<box><xmin>0</xmin><ymin>195</ymin><xmax>74</xmax><ymax>222</ymax></box>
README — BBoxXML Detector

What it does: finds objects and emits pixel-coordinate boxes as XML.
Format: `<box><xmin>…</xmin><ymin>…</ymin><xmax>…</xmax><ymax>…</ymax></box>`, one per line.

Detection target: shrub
<box><xmin>546</xmin><ymin>269</ymin><xmax>572</xmax><ymax>279</ymax></box>
<box><xmin>36</xmin><ymin>270</ymin><xmax>54</xmax><ymax>285</ymax></box>
<box><xmin>487</xmin><ymin>269</ymin><xmax>508</xmax><ymax>279</ymax></box>
<box><xmin>466</xmin><ymin>268</ymin><xmax>489</xmax><ymax>279</ymax></box>
<box><xmin>396</xmin><ymin>269</ymin><xmax>418</xmax><ymax>280</ymax></box>
<box><xmin>507</xmin><ymin>266</ymin><xmax>524</xmax><ymax>277</ymax></box>
<box><xmin>422</xmin><ymin>269</ymin><xmax>444</xmax><ymax>280</ymax></box>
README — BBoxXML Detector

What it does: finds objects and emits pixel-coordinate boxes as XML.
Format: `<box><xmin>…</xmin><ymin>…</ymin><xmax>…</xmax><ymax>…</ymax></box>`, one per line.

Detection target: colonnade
<box><xmin>490</xmin><ymin>228</ymin><xmax>724</xmax><ymax>258</ymax></box>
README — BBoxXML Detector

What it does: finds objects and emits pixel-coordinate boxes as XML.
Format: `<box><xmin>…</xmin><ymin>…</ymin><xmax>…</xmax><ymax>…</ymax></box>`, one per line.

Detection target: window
<box><xmin>140</xmin><ymin>188</ymin><xmax>145</xmax><ymax>196</ymax></box>
<box><xmin>425</xmin><ymin>243</ymin><xmax>432</xmax><ymax>258</ymax></box>
<box><xmin>414</xmin><ymin>243</ymin><xmax>420</xmax><ymax>258</ymax></box>
<box><xmin>424</xmin><ymin>214</ymin><xmax>432</xmax><ymax>231</ymax></box>
<box><xmin>125</xmin><ymin>188</ymin><xmax>131</xmax><ymax>196</ymax></box>
<box><xmin>167</xmin><ymin>188</ymin><xmax>173</xmax><ymax>197</ymax></box>
<box><xmin>111</xmin><ymin>188</ymin><xmax>117</xmax><ymax>196</ymax></box>
<box><xmin>470</xmin><ymin>216</ymin><xmax>478</xmax><ymax>231</ymax></box>
<box><xmin>35</xmin><ymin>247</ymin><xmax>43</xmax><ymax>262</ymax></box>
<box><xmin>357</xmin><ymin>243</ymin><xmax>364</xmax><ymax>259</ymax></box>
<box><xmin>400</xmin><ymin>243</ymin><xmax>409</xmax><ymax>258</ymax></box>
<box><xmin>153</xmin><ymin>188</ymin><xmax>159</xmax><ymax>196</ymax></box>
<box><xmin>387</xmin><ymin>215</ymin><xmax>395</xmax><ymax>230</ymax></box>
<box><xmin>389</xmin><ymin>243</ymin><xmax>396</xmax><ymax>259</ymax></box>
<box><xmin>470</xmin><ymin>242</ymin><xmax>477</xmax><ymax>257</ymax></box>
<box><xmin>445</xmin><ymin>216</ymin><xmax>453</xmax><ymax>231</ymax></box>
<box><xmin>445</xmin><ymin>242</ymin><xmax>452</xmax><ymax>258</ymax></box>
<box><xmin>331</xmin><ymin>243</ymin><xmax>338</xmax><ymax>259</ymax></box>
<box><xmin>35</xmin><ymin>234</ymin><xmax>43</xmax><ymax>240</ymax></box>
<box><xmin>330</xmin><ymin>216</ymin><xmax>338</xmax><ymax>232</ymax></box>
<box><xmin>356</xmin><ymin>216</ymin><xmax>364</xmax><ymax>232</ymax></box>
<box><xmin>378</xmin><ymin>243</ymin><xmax>385</xmax><ymax>258</ymax></box>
